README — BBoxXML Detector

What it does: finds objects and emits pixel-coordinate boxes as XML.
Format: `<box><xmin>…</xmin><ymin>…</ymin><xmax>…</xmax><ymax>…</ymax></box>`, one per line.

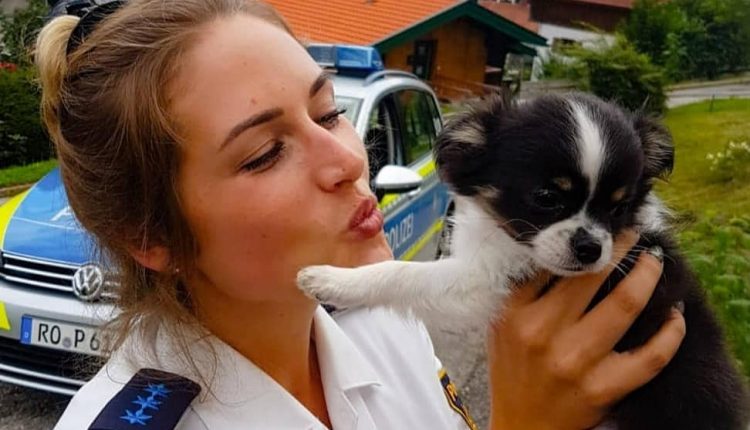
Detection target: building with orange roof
<box><xmin>530</xmin><ymin>0</ymin><xmax>633</xmax><ymax>34</ymax></box>
<box><xmin>265</xmin><ymin>0</ymin><xmax>546</xmax><ymax>100</ymax></box>
<box><xmin>479</xmin><ymin>1</ymin><xmax>539</xmax><ymax>33</ymax></box>
<box><xmin>479</xmin><ymin>0</ymin><xmax>633</xmax><ymax>80</ymax></box>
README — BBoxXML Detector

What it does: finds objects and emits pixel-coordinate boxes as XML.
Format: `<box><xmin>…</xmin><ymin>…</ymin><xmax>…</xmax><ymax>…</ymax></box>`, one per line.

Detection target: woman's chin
<box><xmin>344</xmin><ymin>235</ymin><xmax>393</xmax><ymax>267</ymax></box>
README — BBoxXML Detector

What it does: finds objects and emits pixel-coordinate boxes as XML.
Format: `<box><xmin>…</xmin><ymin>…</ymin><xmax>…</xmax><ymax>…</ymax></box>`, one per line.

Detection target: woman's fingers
<box><xmin>583</xmin><ymin>308</ymin><xmax>686</xmax><ymax>406</ymax></box>
<box><xmin>505</xmin><ymin>271</ymin><xmax>554</xmax><ymax>307</ymax></box>
<box><xmin>571</xmin><ymin>250</ymin><xmax>664</xmax><ymax>361</ymax></box>
<box><xmin>534</xmin><ymin>229</ymin><xmax>640</xmax><ymax>320</ymax></box>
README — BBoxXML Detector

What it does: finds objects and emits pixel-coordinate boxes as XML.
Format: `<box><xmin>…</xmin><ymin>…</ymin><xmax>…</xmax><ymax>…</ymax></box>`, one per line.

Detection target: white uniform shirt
<box><xmin>55</xmin><ymin>306</ymin><xmax>474</xmax><ymax>429</ymax></box>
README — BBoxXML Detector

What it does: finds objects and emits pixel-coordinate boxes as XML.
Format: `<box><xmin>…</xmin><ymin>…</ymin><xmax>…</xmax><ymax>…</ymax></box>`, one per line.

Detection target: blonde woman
<box><xmin>35</xmin><ymin>0</ymin><xmax>685</xmax><ymax>428</ymax></box>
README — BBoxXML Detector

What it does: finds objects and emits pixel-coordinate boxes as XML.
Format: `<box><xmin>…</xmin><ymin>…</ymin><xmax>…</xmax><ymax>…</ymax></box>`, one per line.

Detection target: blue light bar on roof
<box><xmin>306</xmin><ymin>44</ymin><xmax>384</xmax><ymax>76</ymax></box>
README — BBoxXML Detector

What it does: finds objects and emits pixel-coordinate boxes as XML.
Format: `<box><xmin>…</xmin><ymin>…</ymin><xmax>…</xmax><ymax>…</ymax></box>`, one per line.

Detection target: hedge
<box><xmin>0</xmin><ymin>68</ymin><xmax>52</xmax><ymax>168</ymax></box>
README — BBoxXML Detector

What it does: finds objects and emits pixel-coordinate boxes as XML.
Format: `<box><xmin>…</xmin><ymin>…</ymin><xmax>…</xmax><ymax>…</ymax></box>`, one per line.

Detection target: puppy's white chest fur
<box><xmin>297</xmin><ymin>197</ymin><xmax>534</xmax><ymax>328</ymax></box>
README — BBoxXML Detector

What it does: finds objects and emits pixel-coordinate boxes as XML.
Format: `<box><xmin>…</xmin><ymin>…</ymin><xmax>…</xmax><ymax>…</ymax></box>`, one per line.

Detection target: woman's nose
<box><xmin>308</xmin><ymin>126</ymin><xmax>366</xmax><ymax>192</ymax></box>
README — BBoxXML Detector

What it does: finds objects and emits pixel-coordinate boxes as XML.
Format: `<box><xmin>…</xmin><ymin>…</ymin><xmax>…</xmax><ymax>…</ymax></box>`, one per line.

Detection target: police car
<box><xmin>0</xmin><ymin>45</ymin><xmax>453</xmax><ymax>395</ymax></box>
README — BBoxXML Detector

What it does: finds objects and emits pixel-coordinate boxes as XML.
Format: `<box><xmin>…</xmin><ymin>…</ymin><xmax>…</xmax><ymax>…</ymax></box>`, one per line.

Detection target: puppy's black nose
<box><xmin>571</xmin><ymin>228</ymin><xmax>602</xmax><ymax>265</ymax></box>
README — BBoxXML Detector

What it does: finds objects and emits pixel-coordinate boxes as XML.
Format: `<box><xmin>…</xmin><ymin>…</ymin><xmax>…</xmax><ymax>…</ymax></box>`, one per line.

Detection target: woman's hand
<box><xmin>487</xmin><ymin>231</ymin><xmax>686</xmax><ymax>430</ymax></box>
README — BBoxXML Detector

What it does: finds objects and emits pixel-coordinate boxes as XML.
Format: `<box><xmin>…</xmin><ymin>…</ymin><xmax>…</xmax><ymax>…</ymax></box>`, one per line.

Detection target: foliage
<box><xmin>706</xmin><ymin>141</ymin><xmax>750</xmax><ymax>183</ymax></box>
<box><xmin>0</xmin><ymin>0</ymin><xmax>48</xmax><ymax>67</ymax></box>
<box><xmin>559</xmin><ymin>35</ymin><xmax>667</xmax><ymax>114</ymax></box>
<box><xmin>622</xmin><ymin>0</ymin><xmax>750</xmax><ymax>81</ymax></box>
<box><xmin>622</xmin><ymin>0</ymin><xmax>686</xmax><ymax>67</ymax></box>
<box><xmin>677</xmin><ymin>215</ymin><xmax>750</xmax><ymax>379</ymax></box>
<box><xmin>538</xmin><ymin>53</ymin><xmax>586</xmax><ymax>83</ymax></box>
<box><xmin>0</xmin><ymin>68</ymin><xmax>51</xmax><ymax>168</ymax></box>
<box><xmin>0</xmin><ymin>158</ymin><xmax>56</xmax><ymax>188</ymax></box>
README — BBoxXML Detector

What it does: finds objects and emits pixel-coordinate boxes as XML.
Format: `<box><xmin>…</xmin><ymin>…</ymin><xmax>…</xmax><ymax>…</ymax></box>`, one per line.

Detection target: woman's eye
<box><xmin>318</xmin><ymin>108</ymin><xmax>347</xmax><ymax>129</ymax></box>
<box><xmin>241</xmin><ymin>141</ymin><xmax>285</xmax><ymax>172</ymax></box>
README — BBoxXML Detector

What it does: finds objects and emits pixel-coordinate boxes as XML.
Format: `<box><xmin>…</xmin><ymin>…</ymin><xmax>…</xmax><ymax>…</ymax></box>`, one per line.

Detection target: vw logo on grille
<box><xmin>72</xmin><ymin>264</ymin><xmax>105</xmax><ymax>301</ymax></box>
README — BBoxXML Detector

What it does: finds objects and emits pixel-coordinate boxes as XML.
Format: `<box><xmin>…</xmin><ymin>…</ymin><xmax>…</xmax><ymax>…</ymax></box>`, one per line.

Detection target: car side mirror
<box><xmin>372</xmin><ymin>165</ymin><xmax>423</xmax><ymax>200</ymax></box>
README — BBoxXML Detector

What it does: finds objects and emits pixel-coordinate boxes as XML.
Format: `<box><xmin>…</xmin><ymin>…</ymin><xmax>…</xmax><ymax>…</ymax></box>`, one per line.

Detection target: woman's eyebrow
<box><xmin>220</xmin><ymin>108</ymin><xmax>284</xmax><ymax>151</ymax></box>
<box><xmin>220</xmin><ymin>71</ymin><xmax>332</xmax><ymax>152</ymax></box>
<box><xmin>310</xmin><ymin>71</ymin><xmax>332</xmax><ymax>97</ymax></box>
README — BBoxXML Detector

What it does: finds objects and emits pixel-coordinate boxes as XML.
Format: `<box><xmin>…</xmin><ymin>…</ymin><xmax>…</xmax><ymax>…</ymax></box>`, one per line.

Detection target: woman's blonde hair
<box><xmin>35</xmin><ymin>0</ymin><xmax>293</xmax><ymax>366</ymax></box>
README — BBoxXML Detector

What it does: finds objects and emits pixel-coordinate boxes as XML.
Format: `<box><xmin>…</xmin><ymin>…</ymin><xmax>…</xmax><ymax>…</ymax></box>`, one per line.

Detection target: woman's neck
<box><xmin>207</xmin><ymin>299</ymin><xmax>317</xmax><ymax>386</ymax></box>
<box><xmin>191</xmin><ymin>282</ymin><xmax>331</xmax><ymax>426</ymax></box>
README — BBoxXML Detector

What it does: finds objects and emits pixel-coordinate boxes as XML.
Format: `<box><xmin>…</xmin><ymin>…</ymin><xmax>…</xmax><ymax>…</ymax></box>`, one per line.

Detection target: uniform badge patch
<box><xmin>439</xmin><ymin>368</ymin><xmax>478</xmax><ymax>430</ymax></box>
<box><xmin>89</xmin><ymin>368</ymin><xmax>200</xmax><ymax>429</ymax></box>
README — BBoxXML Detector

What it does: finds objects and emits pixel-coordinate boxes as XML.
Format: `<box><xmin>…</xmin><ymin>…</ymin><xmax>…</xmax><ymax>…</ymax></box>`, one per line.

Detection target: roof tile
<box><xmin>566</xmin><ymin>0</ymin><xmax>633</xmax><ymax>8</ymax></box>
<box><xmin>265</xmin><ymin>0</ymin><xmax>461</xmax><ymax>45</ymax></box>
<box><xmin>479</xmin><ymin>1</ymin><xmax>539</xmax><ymax>32</ymax></box>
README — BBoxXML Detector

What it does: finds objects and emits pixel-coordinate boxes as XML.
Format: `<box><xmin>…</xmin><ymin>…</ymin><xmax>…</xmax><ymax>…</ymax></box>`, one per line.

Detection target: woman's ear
<box><xmin>129</xmin><ymin>244</ymin><xmax>171</xmax><ymax>272</ymax></box>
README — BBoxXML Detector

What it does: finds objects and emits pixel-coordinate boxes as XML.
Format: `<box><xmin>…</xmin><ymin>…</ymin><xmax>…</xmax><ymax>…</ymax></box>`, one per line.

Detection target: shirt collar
<box><xmin>111</xmin><ymin>306</ymin><xmax>383</xmax><ymax>429</ymax></box>
<box><xmin>312</xmin><ymin>306</ymin><xmax>383</xmax><ymax>392</ymax></box>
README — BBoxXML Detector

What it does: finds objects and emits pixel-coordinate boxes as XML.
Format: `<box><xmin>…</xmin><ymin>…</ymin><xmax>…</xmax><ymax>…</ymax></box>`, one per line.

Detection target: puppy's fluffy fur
<box><xmin>298</xmin><ymin>93</ymin><xmax>749</xmax><ymax>429</ymax></box>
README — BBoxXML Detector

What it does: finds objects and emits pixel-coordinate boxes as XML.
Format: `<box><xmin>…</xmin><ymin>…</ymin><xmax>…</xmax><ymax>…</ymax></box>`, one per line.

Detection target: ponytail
<box><xmin>35</xmin><ymin>15</ymin><xmax>79</xmax><ymax>142</ymax></box>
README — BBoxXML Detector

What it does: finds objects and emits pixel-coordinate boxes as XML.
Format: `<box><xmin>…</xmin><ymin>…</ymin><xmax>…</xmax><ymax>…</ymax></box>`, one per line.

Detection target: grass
<box><xmin>0</xmin><ymin>159</ymin><xmax>57</xmax><ymax>189</ymax></box>
<box><xmin>655</xmin><ymin>98</ymin><xmax>750</xmax><ymax>378</ymax></box>
<box><xmin>679</xmin><ymin>215</ymin><xmax>750</xmax><ymax>378</ymax></box>
<box><xmin>656</xmin><ymin>98</ymin><xmax>750</xmax><ymax>216</ymax></box>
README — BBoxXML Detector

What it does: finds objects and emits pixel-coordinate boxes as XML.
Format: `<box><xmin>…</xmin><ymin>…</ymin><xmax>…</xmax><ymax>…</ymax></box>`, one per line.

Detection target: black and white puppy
<box><xmin>298</xmin><ymin>92</ymin><xmax>749</xmax><ymax>430</ymax></box>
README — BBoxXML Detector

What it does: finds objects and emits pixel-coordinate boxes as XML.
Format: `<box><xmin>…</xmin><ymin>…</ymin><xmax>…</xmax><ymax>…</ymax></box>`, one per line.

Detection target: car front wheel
<box><xmin>435</xmin><ymin>212</ymin><xmax>454</xmax><ymax>260</ymax></box>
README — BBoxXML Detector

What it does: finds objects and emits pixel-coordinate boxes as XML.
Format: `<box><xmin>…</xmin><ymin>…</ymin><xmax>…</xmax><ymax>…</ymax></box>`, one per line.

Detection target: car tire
<box><xmin>435</xmin><ymin>211</ymin><xmax>454</xmax><ymax>260</ymax></box>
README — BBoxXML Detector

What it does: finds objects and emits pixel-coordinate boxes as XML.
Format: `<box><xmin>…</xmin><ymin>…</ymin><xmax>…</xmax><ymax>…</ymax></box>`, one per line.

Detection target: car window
<box><xmin>364</xmin><ymin>95</ymin><xmax>399</xmax><ymax>179</ymax></box>
<box><xmin>394</xmin><ymin>89</ymin><xmax>437</xmax><ymax>166</ymax></box>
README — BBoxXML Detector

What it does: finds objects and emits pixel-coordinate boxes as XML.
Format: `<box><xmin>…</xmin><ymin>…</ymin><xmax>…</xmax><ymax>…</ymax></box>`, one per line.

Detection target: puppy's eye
<box><xmin>532</xmin><ymin>189</ymin><xmax>564</xmax><ymax>211</ymax></box>
<box><xmin>610</xmin><ymin>202</ymin><xmax>629</xmax><ymax>217</ymax></box>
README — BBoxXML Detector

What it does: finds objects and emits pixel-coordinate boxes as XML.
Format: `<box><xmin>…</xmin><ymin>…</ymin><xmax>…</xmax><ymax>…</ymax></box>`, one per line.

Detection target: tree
<box><xmin>624</xmin><ymin>0</ymin><xmax>750</xmax><ymax>81</ymax></box>
<box><xmin>0</xmin><ymin>67</ymin><xmax>52</xmax><ymax>167</ymax></box>
<box><xmin>674</xmin><ymin>0</ymin><xmax>750</xmax><ymax>78</ymax></box>
<box><xmin>0</xmin><ymin>0</ymin><xmax>48</xmax><ymax>67</ymax></box>
<box><xmin>622</xmin><ymin>0</ymin><xmax>686</xmax><ymax>67</ymax></box>
<box><xmin>0</xmin><ymin>0</ymin><xmax>52</xmax><ymax>167</ymax></box>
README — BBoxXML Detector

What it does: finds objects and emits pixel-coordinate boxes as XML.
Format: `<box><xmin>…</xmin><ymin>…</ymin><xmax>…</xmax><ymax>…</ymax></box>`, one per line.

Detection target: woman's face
<box><xmin>169</xmin><ymin>15</ymin><xmax>392</xmax><ymax>304</ymax></box>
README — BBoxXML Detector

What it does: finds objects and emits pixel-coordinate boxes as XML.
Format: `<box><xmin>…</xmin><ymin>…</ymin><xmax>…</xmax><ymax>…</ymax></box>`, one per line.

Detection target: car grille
<box><xmin>0</xmin><ymin>252</ymin><xmax>117</xmax><ymax>300</ymax></box>
<box><xmin>0</xmin><ymin>336</ymin><xmax>98</xmax><ymax>395</ymax></box>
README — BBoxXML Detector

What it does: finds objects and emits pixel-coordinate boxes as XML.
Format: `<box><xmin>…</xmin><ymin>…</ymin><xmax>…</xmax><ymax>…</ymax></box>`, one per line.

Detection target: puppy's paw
<box><xmin>297</xmin><ymin>265</ymin><xmax>358</xmax><ymax>306</ymax></box>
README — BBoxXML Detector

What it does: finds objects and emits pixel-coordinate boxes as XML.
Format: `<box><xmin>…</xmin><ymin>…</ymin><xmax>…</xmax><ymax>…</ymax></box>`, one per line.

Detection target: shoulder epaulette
<box><xmin>439</xmin><ymin>368</ymin><xmax>478</xmax><ymax>430</ymax></box>
<box><xmin>89</xmin><ymin>368</ymin><xmax>201</xmax><ymax>430</ymax></box>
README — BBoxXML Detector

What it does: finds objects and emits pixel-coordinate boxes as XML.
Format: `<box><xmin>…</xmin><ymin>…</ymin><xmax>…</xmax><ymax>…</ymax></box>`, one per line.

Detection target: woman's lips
<box><xmin>349</xmin><ymin>197</ymin><xmax>384</xmax><ymax>239</ymax></box>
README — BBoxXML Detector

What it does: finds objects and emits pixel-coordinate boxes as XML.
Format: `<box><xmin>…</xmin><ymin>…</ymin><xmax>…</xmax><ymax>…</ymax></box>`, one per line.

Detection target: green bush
<box><xmin>563</xmin><ymin>35</ymin><xmax>667</xmax><ymax>114</ymax></box>
<box><xmin>539</xmin><ymin>53</ymin><xmax>586</xmax><ymax>82</ymax></box>
<box><xmin>706</xmin><ymin>140</ymin><xmax>750</xmax><ymax>183</ymax></box>
<box><xmin>678</xmin><ymin>215</ymin><xmax>750</xmax><ymax>378</ymax></box>
<box><xmin>0</xmin><ymin>68</ymin><xmax>51</xmax><ymax>168</ymax></box>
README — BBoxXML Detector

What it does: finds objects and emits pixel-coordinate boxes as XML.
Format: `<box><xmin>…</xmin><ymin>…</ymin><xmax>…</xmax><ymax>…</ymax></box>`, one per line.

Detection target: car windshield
<box><xmin>335</xmin><ymin>96</ymin><xmax>362</xmax><ymax>127</ymax></box>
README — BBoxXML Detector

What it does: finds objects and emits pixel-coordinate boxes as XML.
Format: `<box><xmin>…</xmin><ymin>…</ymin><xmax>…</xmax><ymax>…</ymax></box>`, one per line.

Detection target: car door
<box><xmin>374</xmin><ymin>88</ymin><xmax>450</xmax><ymax>260</ymax></box>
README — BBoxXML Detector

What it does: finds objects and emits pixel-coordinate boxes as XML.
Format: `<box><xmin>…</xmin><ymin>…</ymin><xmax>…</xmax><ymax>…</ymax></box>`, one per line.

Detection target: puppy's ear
<box><xmin>435</xmin><ymin>93</ymin><xmax>510</xmax><ymax>194</ymax></box>
<box><xmin>633</xmin><ymin>113</ymin><xmax>674</xmax><ymax>180</ymax></box>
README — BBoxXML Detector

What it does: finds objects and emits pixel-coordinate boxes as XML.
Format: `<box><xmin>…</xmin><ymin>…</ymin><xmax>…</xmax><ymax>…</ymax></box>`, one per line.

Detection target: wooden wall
<box><xmin>382</xmin><ymin>18</ymin><xmax>492</xmax><ymax>100</ymax></box>
<box><xmin>531</xmin><ymin>0</ymin><xmax>629</xmax><ymax>32</ymax></box>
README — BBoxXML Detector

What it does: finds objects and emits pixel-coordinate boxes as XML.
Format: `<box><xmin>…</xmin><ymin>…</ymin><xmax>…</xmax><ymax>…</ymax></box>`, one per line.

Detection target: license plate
<box><xmin>20</xmin><ymin>316</ymin><xmax>103</xmax><ymax>356</ymax></box>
